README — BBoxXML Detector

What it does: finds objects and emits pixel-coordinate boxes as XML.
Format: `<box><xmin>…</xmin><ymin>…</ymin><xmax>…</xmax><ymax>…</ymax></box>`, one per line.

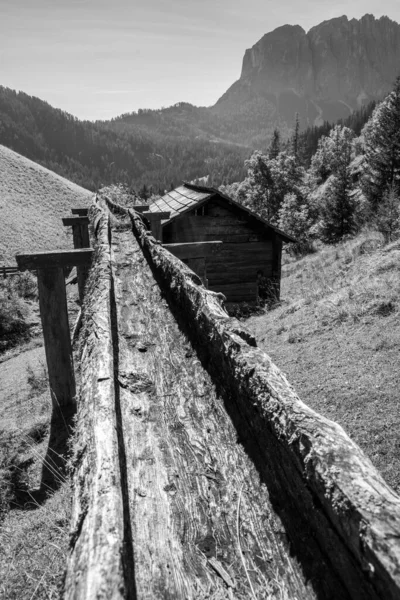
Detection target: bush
<box><xmin>10</xmin><ymin>272</ymin><xmax>38</xmax><ymax>300</ymax></box>
<box><xmin>0</xmin><ymin>283</ymin><xmax>32</xmax><ymax>351</ymax></box>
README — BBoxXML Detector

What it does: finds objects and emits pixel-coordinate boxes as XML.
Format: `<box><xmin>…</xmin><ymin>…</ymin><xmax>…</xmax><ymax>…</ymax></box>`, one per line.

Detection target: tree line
<box><xmin>221</xmin><ymin>81</ymin><xmax>400</xmax><ymax>250</ymax></box>
<box><xmin>0</xmin><ymin>87</ymin><xmax>248</xmax><ymax>193</ymax></box>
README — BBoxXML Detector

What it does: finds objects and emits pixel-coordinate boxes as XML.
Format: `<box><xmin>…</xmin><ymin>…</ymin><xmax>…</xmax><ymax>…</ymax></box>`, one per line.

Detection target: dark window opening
<box><xmin>194</xmin><ymin>205</ymin><xmax>208</xmax><ymax>216</ymax></box>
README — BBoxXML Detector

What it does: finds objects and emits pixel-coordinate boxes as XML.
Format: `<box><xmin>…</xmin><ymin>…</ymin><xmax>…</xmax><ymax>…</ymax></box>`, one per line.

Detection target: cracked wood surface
<box><xmin>64</xmin><ymin>200</ymin><xmax>133</xmax><ymax>599</ymax></box>
<box><xmin>110</xmin><ymin>213</ymin><xmax>314</xmax><ymax>599</ymax></box>
<box><xmin>65</xmin><ymin>192</ymin><xmax>400</xmax><ymax>600</ymax></box>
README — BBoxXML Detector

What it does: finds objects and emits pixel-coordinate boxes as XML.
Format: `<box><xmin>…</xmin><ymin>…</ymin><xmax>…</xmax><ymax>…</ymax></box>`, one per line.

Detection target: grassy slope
<box><xmin>0</xmin><ymin>345</ymin><xmax>71</xmax><ymax>599</ymax></box>
<box><xmin>246</xmin><ymin>231</ymin><xmax>400</xmax><ymax>494</ymax></box>
<box><xmin>0</xmin><ymin>145</ymin><xmax>92</xmax><ymax>263</ymax></box>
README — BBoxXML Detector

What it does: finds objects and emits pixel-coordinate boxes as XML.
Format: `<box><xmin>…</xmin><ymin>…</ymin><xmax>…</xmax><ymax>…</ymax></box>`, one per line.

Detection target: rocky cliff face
<box><xmin>216</xmin><ymin>15</ymin><xmax>400</xmax><ymax>126</ymax></box>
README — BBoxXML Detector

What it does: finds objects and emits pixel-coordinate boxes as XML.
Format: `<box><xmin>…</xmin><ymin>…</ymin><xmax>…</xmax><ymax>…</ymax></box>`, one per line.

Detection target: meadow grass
<box><xmin>0</xmin><ymin>145</ymin><xmax>91</xmax><ymax>263</ymax></box>
<box><xmin>246</xmin><ymin>230</ymin><xmax>400</xmax><ymax>493</ymax></box>
<box><xmin>0</xmin><ymin>346</ymin><xmax>71</xmax><ymax>599</ymax></box>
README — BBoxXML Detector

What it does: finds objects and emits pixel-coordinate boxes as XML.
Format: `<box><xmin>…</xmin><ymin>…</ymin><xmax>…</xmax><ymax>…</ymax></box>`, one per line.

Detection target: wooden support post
<box><xmin>271</xmin><ymin>233</ymin><xmax>282</xmax><ymax>301</ymax></box>
<box><xmin>37</xmin><ymin>267</ymin><xmax>76</xmax><ymax>409</ymax></box>
<box><xmin>16</xmin><ymin>249</ymin><xmax>93</xmax><ymax>411</ymax></box>
<box><xmin>142</xmin><ymin>211</ymin><xmax>170</xmax><ymax>242</ymax></box>
<box><xmin>62</xmin><ymin>216</ymin><xmax>90</xmax><ymax>302</ymax></box>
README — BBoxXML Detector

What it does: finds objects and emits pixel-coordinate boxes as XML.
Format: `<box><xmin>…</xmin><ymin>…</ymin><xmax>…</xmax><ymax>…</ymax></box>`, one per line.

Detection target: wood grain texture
<box><xmin>100</xmin><ymin>195</ymin><xmax>400</xmax><ymax>600</ymax></box>
<box><xmin>37</xmin><ymin>266</ymin><xmax>76</xmax><ymax>409</ymax></box>
<box><xmin>163</xmin><ymin>241</ymin><xmax>223</xmax><ymax>259</ymax></box>
<box><xmin>16</xmin><ymin>248</ymin><xmax>93</xmax><ymax>270</ymax></box>
<box><xmin>64</xmin><ymin>200</ymin><xmax>133</xmax><ymax>600</ymax></box>
<box><xmin>109</xmin><ymin>210</ymin><xmax>315</xmax><ymax>599</ymax></box>
<box><xmin>161</xmin><ymin>199</ymin><xmax>276</xmax><ymax>302</ymax></box>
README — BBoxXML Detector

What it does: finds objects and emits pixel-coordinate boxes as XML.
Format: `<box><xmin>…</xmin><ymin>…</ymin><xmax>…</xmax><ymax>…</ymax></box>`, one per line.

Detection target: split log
<box><xmin>102</xmin><ymin>194</ymin><xmax>400</xmax><ymax>600</ymax></box>
<box><xmin>108</xmin><ymin>209</ymin><xmax>314</xmax><ymax>598</ymax></box>
<box><xmin>64</xmin><ymin>200</ymin><xmax>134</xmax><ymax>600</ymax></box>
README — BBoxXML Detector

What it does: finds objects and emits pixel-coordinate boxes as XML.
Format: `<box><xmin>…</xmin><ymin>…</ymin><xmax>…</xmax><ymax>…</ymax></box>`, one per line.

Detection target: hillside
<box><xmin>0</xmin><ymin>145</ymin><xmax>92</xmax><ymax>263</ymax></box>
<box><xmin>246</xmin><ymin>231</ymin><xmax>400</xmax><ymax>494</ymax></box>
<box><xmin>0</xmin><ymin>88</ymin><xmax>248</xmax><ymax>193</ymax></box>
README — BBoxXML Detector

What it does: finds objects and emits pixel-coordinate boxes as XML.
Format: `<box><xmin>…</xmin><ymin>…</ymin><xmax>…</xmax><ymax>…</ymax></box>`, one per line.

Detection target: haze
<box><xmin>1</xmin><ymin>0</ymin><xmax>400</xmax><ymax>121</ymax></box>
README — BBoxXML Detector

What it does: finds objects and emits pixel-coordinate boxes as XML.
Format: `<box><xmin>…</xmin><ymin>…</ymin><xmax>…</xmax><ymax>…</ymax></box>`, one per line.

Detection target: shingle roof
<box><xmin>148</xmin><ymin>185</ymin><xmax>212</xmax><ymax>222</ymax></box>
<box><xmin>148</xmin><ymin>183</ymin><xmax>296</xmax><ymax>243</ymax></box>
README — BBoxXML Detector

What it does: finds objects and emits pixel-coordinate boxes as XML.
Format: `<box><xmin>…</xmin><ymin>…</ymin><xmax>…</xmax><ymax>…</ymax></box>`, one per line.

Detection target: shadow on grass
<box><xmin>11</xmin><ymin>405</ymin><xmax>75</xmax><ymax>510</ymax></box>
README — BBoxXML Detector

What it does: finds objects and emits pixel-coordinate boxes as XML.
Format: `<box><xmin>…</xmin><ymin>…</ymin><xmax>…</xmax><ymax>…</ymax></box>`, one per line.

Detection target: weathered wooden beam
<box><xmin>163</xmin><ymin>240</ymin><xmax>223</xmax><ymax>259</ymax></box>
<box><xmin>16</xmin><ymin>249</ymin><xmax>93</xmax><ymax>271</ymax></box>
<box><xmin>124</xmin><ymin>202</ymin><xmax>400</xmax><ymax>600</ymax></box>
<box><xmin>142</xmin><ymin>211</ymin><xmax>170</xmax><ymax>242</ymax></box>
<box><xmin>64</xmin><ymin>200</ymin><xmax>130</xmax><ymax>599</ymax></box>
<box><xmin>62</xmin><ymin>216</ymin><xmax>90</xmax><ymax>226</ymax></box>
<box><xmin>37</xmin><ymin>266</ymin><xmax>76</xmax><ymax>410</ymax></box>
<box><xmin>132</xmin><ymin>204</ymin><xmax>150</xmax><ymax>213</ymax></box>
<box><xmin>71</xmin><ymin>208</ymin><xmax>88</xmax><ymax>216</ymax></box>
<box><xmin>62</xmin><ymin>217</ymin><xmax>91</xmax><ymax>302</ymax></box>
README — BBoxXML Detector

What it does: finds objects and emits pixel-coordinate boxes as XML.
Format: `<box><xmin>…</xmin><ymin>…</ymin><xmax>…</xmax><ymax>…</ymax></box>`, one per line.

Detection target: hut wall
<box><xmin>163</xmin><ymin>198</ymin><xmax>274</xmax><ymax>302</ymax></box>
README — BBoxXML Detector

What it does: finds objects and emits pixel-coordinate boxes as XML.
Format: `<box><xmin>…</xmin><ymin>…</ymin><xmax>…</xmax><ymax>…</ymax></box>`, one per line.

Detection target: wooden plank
<box><xmin>163</xmin><ymin>241</ymin><xmax>223</xmax><ymax>259</ymax></box>
<box><xmin>63</xmin><ymin>218</ymin><xmax>91</xmax><ymax>302</ymax></box>
<box><xmin>37</xmin><ymin>267</ymin><xmax>76</xmax><ymax>410</ymax></box>
<box><xmin>62</xmin><ymin>216</ymin><xmax>90</xmax><ymax>226</ymax></box>
<box><xmin>272</xmin><ymin>233</ymin><xmax>283</xmax><ymax>301</ymax></box>
<box><xmin>150</xmin><ymin>219</ymin><xmax>163</xmax><ymax>242</ymax></box>
<box><xmin>16</xmin><ymin>249</ymin><xmax>93</xmax><ymax>271</ymax></box>
<box><xmin>71</xmin><ymin>208</ymin><xmax>88</xmax><ymax>216</ymax></box>
<box><xmin>133</xmin><ymin>204</ymin><xmax>150</xmax><ymax>213</ymax></box>
<box><xmin>64</xmin><ymin>200</ymin><xmax>129</xmax><ymax>600</ymax></box>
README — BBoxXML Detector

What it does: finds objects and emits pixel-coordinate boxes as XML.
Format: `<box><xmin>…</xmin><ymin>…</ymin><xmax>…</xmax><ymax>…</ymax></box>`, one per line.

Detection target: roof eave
<box><xmin>163</xmin><ymin>182</ymin><xmax>298</xmax><ymax>243</ymax></box>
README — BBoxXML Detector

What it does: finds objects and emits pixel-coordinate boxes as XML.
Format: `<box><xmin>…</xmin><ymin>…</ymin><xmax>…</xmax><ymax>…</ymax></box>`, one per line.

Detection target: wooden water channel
<box><xmin>15</xmin><ymin>194</ymin><xmax>400</xmax><ymax>599</ymax></box>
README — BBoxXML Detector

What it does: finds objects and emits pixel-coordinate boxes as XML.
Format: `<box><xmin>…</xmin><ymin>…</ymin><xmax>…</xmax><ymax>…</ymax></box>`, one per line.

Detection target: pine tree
<box><xmin>292</xmin><ymin>113</ymin><xmax>300</xmax><ymax>161</ymax></box>
<box><xmin>361</xmin><ymin>76</ymin><xmax>400</xmax><ymax>210</ymax></box>
<box><xmin>375</xmin><ymin>185</ymin><xmax>400</xmax><ymax>243</ymax></box>
<box><xmin>278</xmin><ymin>192</ymin><xmax>312</xmax><ymax>254</ymax></box>
<box><xmin>268</xmin><ymin>129</ymin><xmax>280</xmax><ymax>159</ymax></box>
<box><xmin>319</xmin><ymin>159</ymin><xmax>355</xmax><ymax>243</ymax></box>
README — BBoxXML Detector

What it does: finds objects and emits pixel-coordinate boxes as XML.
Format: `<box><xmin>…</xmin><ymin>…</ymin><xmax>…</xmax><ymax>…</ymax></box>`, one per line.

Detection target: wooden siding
<box><xmin>163</xmin><ymin>198</ymin><xmax>274</xmax><ymax>302</ymax></box>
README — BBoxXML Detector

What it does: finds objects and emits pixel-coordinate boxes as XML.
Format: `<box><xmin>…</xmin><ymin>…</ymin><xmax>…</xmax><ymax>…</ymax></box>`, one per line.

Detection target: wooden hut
<box><xmin>147</xmin><ymin>183</ymin><xmax>295</xmax><ymax>303</ymax></box>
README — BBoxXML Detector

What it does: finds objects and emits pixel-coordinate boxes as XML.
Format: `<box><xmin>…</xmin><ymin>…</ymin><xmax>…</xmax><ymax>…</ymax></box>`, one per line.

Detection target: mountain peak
<box><xmin>218</xmin><ymin>14</ymin><xmax>400</xmax><ymax>127</ymax></box>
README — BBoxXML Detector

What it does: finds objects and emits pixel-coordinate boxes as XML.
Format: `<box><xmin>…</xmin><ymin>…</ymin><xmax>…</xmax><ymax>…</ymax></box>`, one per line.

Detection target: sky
<box><xmin>1</xmin><ymin>0</ymin><xmax>400</xmax><ymax>121</ymax></box>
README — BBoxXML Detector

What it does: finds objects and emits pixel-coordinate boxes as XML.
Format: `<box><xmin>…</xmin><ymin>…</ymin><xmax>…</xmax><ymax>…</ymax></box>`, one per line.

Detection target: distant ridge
<box><xmin>0</xmin><ymin>145</ymin><xmax>92</xmax><ymax>262</ymax></box>
<box><xmin>215</xmin><ymin>14</ymin><xmax>400</xmax><ymax>128</ymax></box>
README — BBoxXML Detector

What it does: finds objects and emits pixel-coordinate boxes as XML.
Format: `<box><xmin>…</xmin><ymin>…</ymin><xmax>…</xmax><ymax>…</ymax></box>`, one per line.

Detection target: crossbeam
<box><xmin>15</xmin><ymin>248</ymin><xmax>94</xmax><ymax>411</ymax></box>
<box><xmin>142</xmin><ymin>211</ymin><xmax>171</xmax><ymax>242</ymax></box>
<box><xmin>71</xmin><ymin>208</ymin><xmax>89</xmax><ymax>216</ymax></box>
<box><xmin>16</xmin><ymin>249</ymin><xmax>93</xmax><ymax>271</ymax></box>
<box><xmin>133</xmin><ymin>205</ymin><xmax>150</xmax><ymax>213</ymax></box>
<box><xmin>62</xmin><ymin>216</ymin><xmax>90</xmax><ymax>226</ymax></box>
<box><xmin>163</xmin><ymin>241</ymin><xmax>223</xmax><ymax>260</ymax></box>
